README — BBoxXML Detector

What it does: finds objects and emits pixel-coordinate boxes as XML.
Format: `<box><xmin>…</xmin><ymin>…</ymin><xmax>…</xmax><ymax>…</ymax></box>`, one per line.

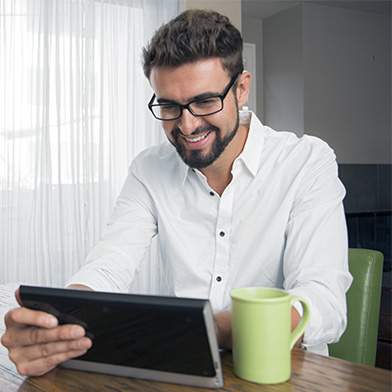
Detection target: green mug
<box><xmin>231</xmin><ymin>287</ymin><xmax>310</xmax><ymax>384</ymax></box>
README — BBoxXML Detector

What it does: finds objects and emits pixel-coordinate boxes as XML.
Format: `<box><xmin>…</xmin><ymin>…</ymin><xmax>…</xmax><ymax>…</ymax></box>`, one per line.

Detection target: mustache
<box><xmin>172</xmin><ymin>124</ymin><xmax>220</xmax><ymax>138</ymax></box>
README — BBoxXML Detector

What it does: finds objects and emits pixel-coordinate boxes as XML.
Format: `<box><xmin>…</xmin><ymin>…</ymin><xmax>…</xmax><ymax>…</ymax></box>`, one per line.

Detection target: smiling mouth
<box><xmin>183</xmin><ymin>132</ymin><xmax>211</xmax><ymax>143</ymax></box>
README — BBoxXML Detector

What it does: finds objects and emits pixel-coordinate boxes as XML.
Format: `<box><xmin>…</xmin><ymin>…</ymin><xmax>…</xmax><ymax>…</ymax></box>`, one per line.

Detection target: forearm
<box><xmin>214</xmin><ymin>307</ymin><xmax>303</xmax><ymax>350</ymax></box>
<box><xmin>67</xmin><ymin>284</ymin><xmax>93</xmax><ymax>291</ymax></box>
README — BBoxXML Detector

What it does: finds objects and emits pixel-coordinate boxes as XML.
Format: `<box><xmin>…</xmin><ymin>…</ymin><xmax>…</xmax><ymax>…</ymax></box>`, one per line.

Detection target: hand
<box><xmin>1</xmin><ymin>289</ymin><xmax>92</xmax><ymax>376</ymax></box>
<box><xmin>214</xmin><ymin>312</ymin><xmax>232</xmax><ymax>350</ymax></box>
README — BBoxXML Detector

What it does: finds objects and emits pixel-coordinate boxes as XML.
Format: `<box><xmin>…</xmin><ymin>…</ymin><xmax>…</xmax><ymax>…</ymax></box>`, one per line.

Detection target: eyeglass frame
<box><xmin>147</xmin><ymin>72</ymin><xmax>241</xmax><ymax>121</ymax></box>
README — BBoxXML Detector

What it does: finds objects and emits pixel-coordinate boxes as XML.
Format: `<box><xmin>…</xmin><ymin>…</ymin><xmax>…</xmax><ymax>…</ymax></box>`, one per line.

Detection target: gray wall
<box><xmin>303</xmin><ymin>3</ymin><xmax>391</xmax><ymax>164</ymax></box>
<box><xmin>243</xmin><ymin>2</ymin><xmax>391</xmax><ymax>165</ymax></box>
<box><xmin>262</xmin><ymin>5</ymin><xmax>304</xmax><ymax>136</ymax></box>
<box><xmin>241</xmin><ymin>17</ymin><xmax>264</xmax><ymax>117</ymax></box>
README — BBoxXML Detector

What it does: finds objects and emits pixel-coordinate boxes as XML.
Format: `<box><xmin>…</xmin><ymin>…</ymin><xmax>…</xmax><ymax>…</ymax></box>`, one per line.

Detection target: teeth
<box><xmin>184</xmin><ymin>133</ymin><xmax>209</xmax><ymax>143</ymax></box>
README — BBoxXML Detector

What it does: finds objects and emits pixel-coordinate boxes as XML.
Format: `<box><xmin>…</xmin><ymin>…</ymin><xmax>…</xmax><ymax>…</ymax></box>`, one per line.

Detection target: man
<box><xmin>2</xmin><ymin>9</ymin><xmax>352</xmax><ymax>377</ymax></box>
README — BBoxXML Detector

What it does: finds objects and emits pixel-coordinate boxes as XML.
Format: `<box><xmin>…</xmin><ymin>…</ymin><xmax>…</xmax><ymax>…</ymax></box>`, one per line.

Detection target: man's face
<box><xmin>149</xmin><ymin>59</ymin><xmax>241</xmax><ymax>169</ymax></box>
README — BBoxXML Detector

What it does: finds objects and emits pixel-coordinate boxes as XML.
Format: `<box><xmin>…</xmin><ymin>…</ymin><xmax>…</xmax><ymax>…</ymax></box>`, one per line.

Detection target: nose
<box><xmin>177</xmin><ymin>108</ymin><xmax>201</xmax><ymax>136</ymax></box>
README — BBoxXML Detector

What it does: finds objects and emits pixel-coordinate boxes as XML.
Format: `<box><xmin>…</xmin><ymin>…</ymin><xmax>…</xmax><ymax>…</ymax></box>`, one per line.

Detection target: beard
<box><xmin>169</xmin><ymin>111</ymin><xmax>240</xmax><ymax>169</ymax></box>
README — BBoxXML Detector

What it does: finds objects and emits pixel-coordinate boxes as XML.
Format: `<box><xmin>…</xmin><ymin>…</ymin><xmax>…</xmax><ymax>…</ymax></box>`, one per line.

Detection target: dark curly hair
<box><xmin>142</xmin><ymin>9</ymin><xmax>244</xmax><ymax>79</ymax></box>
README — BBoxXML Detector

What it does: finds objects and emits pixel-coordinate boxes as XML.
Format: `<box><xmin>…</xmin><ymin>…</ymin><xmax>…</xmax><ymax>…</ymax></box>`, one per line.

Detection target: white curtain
<box><xmin>0</xmin><ymin>0</ymin><xmax>182</xmax><ymax>288</ymax></box>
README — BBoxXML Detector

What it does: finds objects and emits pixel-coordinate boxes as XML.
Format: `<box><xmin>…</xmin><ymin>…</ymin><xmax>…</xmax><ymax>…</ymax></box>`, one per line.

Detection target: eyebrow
<box><xmin>157</xmin><ymin>91</ymin><xmax>220</xmax><ymax>105</ymax></box>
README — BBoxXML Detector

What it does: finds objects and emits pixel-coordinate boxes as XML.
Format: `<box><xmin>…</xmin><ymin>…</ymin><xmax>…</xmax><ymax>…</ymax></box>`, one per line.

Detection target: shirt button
<box><xmin>219</xmin><ymin>231</ymin><xmax>225</xmax><ymax>237</ymax></box>
<box><xmin>216</xmin><ymin>276</ymin><xmax>222</xmax><ymax>282</ymax></box>
<box><xmin>209</xmin><ymin>191</ymin><xmax>214</xmax><ymax>196</ymax></box>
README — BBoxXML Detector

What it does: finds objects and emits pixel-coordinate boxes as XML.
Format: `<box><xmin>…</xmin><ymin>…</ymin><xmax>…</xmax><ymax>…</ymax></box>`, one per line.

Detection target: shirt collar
<box><xmin>175</xmin><ymin>147</ymin><xmax>192</xmax><ymax>185</ymax></box>
<box><xmin>235</xmin><ymin>110</ymin><xmax>265</xmax><ymax>177</ymax></box>
<box><xmin>177</xmin><ymin>110</ymin><xmax>265</xmax><ymax>184</ymax></box>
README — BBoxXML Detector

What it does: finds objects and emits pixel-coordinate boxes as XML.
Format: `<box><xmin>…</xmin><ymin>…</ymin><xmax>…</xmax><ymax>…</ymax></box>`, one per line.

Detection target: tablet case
<box><xmin>19</xmin><ymin>285</ymin><xmax>224</xmax><ymax>388</ymax></box>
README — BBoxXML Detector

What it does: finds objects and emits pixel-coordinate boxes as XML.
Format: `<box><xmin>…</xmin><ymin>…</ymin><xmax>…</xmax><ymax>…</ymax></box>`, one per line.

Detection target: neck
<box><xmin>200</xmin><ymin>124</ymin><xmax>249</xmax><ymax>196</ymax></box>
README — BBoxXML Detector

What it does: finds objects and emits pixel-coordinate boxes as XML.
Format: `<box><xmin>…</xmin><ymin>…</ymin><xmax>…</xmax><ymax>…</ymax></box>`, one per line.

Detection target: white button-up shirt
<box><xmin>67</xmin><ymin>112</ymin><xmax>352</xmax><ymax>354</ymax></box>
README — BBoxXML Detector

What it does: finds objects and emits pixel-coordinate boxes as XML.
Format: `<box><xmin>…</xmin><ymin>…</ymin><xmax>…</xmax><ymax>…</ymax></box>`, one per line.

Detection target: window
<box><xmin>0</xmin><ymin>0</ymin><xmax>181</xmax><ymax>286</ymax></box>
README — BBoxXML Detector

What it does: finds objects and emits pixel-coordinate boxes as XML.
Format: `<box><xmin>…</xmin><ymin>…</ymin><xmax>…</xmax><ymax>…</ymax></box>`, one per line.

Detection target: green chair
<box><xmin>329</xmin><ymin>248</ymin><xmax>384</xmax><ymax>366</ymax></box>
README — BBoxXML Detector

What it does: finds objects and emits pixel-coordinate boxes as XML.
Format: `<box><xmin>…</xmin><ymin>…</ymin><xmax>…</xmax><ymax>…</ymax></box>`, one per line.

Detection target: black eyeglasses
<box><xmin>148</xmin><ymin>73</ymin><xmax>240</xmax><ymax>121</ymax></box>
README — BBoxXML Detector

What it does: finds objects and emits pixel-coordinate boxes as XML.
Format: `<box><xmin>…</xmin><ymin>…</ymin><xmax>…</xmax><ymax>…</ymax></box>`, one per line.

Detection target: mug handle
<box><xmin>289</xmin><ymin>296</ymin><xmax>310</xmax><ymax>350</ymax></box>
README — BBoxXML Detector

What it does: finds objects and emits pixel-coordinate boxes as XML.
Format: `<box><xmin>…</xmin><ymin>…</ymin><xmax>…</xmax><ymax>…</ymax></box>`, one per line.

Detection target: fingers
<box><xmin>15</xmin><ymin>288</ymin><xmax>23</xmax><ymax>307</ymax></box>
<box><xmin>11</xmin><ymin>335</ymin><xmax>92</xmax><ymax>362</ymax></box>
<box><xmin>5</xmin><ymin>306</ymin><xmax>58</xmax><ymax>330</ymax></box>
<box><xmin>10</xmin><ymin>337</ymin><xmax>92</xmax><ymax>376</ymax></box>
<box><xmin>3</xmin><ymin>317</ymin><xmax>84</xmax><ymax>348</ymax></box>
<box><xmin>2</xmin><ymin>307</ymin><xmax>89</xmax><ymax>349</ymax></box>
<box><xmin>2</xmin><ymin>306</ymin><xmax>93</xmax><ymax>377</ymax></box>
<box><xmin>12</xmin><ymin>344</ymin><xmax>92</xmax><ymax>376</ymax></box>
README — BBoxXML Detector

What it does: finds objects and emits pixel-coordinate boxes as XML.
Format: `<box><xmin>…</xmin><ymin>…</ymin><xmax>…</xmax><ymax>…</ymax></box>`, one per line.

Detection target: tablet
<box><xmin>19</xmin><ymin>285</ymin><xmax>224</xmax><ymax>388</ymax></box>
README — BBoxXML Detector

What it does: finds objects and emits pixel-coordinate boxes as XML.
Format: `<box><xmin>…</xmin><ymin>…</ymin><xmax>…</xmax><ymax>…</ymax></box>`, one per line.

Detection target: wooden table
<box><xmin>1</xmin><ymin>284</ymin><xmax>391</xmax><ymax>391</ymax></box>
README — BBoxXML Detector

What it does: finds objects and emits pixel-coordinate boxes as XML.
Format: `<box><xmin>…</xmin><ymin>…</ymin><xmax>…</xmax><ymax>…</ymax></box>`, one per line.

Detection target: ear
<box><xmin>236</xmin><ymin>71</ymin><xmax>252</xmax><ymax>108</ymax></box>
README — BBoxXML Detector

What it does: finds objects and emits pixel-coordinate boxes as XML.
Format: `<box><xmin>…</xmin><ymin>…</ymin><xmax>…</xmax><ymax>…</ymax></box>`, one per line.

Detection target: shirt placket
<box><xmin>209</xmin><ymin>184</ymin><xmax>235</xmax><ymax>312</ymax></box>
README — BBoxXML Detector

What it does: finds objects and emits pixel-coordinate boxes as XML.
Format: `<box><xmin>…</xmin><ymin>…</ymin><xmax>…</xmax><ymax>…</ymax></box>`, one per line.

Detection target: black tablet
<box><xmin>19</xmin><ymin>285</ymin><xmax>223</xmax><ymax>388</ymax></box>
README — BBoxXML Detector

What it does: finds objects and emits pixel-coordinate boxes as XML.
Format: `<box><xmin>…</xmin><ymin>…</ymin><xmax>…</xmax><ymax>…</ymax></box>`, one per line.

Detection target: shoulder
<box><xmin>248</xmin><ymin>114</ymin><xmax>334</xmax><ymax>161</ymax></box>
<box><xmin>262</xmin><ymin>127</ymin><xmax>336</xmax><ymax>164</ymax></box>
<box><xmin>253</xmin><ymin>125</ymin><xmax>339</xmax><ymax>187</ymax></box>
<box><xmin>264</xmin><ymin>126</ymin><xmax>332</xmax><ymax>150</ymax></box>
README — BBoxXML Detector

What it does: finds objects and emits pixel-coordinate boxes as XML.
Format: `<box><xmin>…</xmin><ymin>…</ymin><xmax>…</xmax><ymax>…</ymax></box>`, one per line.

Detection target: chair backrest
<box><xmin>328</xmin><ymin>248</ymin><xmax>384</xmax><ymax>366</ymax></box>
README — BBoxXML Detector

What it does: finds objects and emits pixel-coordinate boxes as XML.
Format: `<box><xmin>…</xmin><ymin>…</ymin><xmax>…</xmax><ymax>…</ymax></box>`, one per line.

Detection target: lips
<box><xmin>178</xmin><ymin>130</ymin><xmax>213</xmax><ymax>150</ymax></box>
<box><xmin>183</xmin><ymin>132</ymin><xmax>211</xmax><ymax>143</ymax></box>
